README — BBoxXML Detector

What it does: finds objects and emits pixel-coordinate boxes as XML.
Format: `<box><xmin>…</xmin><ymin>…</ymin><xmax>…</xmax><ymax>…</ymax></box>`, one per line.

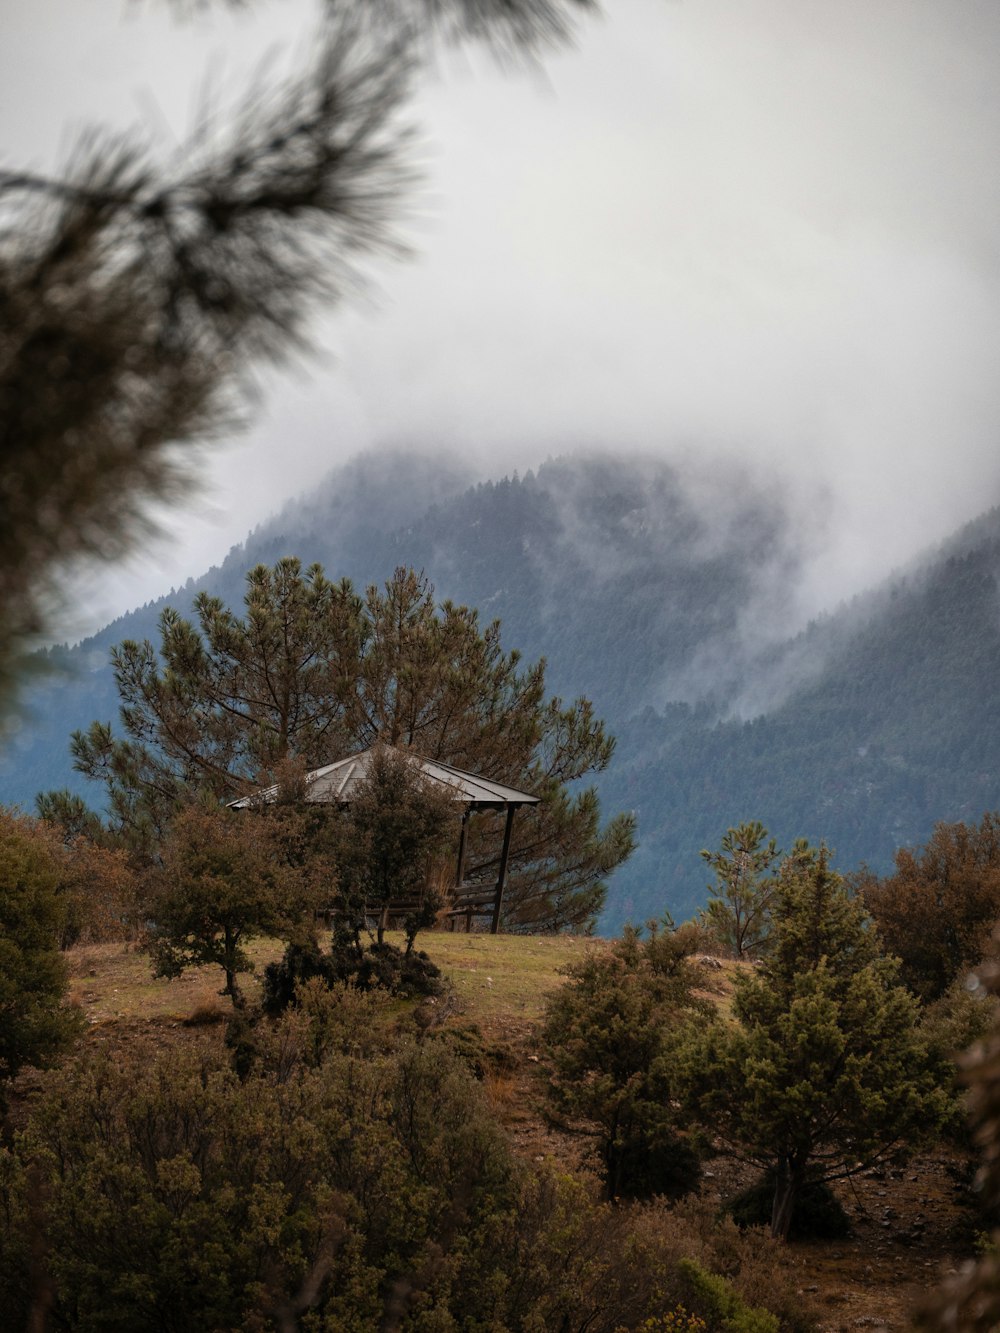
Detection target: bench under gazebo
<box><xmin>229</xmin><ymin>746</ymin><xmax>540</xmax><ymax>933</ymax></box>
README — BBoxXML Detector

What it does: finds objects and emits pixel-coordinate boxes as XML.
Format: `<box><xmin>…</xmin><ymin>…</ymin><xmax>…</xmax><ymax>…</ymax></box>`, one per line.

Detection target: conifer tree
<box><xmin>55</xmin><ymin>560</ymin><xmax>633</xmax><ymax>929</ymax></box>
<box><xmin>698</xmin><ymin>821</ymin><xmax>780</xmax><ymax>958</ymax></box>
<box><xmin>542</xmin><ymin>919</ymin><xmax>708</xmax><ymax>1199</ymax></box>
<box><xmin>677</xmin><ymin>847</ymin><xmax>946</xmax><ymax>1239</ymax></box>
<box><xmin>0</xmin><ymin>811</ymin><xmax>84</xmax><ymax>1104</ymax></box>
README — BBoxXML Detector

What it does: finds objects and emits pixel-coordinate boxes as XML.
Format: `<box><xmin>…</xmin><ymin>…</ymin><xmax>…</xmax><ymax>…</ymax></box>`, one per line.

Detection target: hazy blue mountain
<box><xmin>600</xmin><ymin>509</ymin><xmax>1000</xmax><ymax>928</ymax></box>
<box><xmin>0</xmin><ymin>448</ymin><xmax>798</xmax><ymax>810</ymax></box>
<box><xmin>4</xmin><ymin>449</ymin><xmax>1000</xmax><ymax>934</ymax></box>
<box><xmin>0</xmin><ymin>450</ymin><xmax>479</xmax><ymax>810</ymax></box>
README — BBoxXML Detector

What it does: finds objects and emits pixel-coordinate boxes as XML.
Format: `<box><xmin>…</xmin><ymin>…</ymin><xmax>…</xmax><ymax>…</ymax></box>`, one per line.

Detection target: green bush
<box><xmin>543</xmin><ymin>919</ymin><xmax>711</xmax><ymax>1200</ymax></box>
<box><xmin>0</xmin><ymin>987</ymin><xmax>818</xmax><ymax>1332</ymax></box>
<box><xmin>0</xmin><ymin>997</ymin><xmax>511</xmax><ymax>1330</ymax></box>
<box><xmin>433</xmin><ymin>1022</ymin><xmax>518</xmax><ymax>1081</ymax></box>
<box><xmin>920</xmin><ymin>978</ymin><xmax>999</xmax><ymax>1143</ymax></box>
<box><xmin>677</xmin><ymin>1258</ymin><xmax>779</xmax><ymax>1333</ymax></box>
<box><xmin>612</xmin><ymin>1121</ymin><xmax>703</xmax><ymax>1203</ymax></box>
<box><xmin>0</xmin><ymin>809</ymin><xmax>83</xmax><ymax>1103</ymax></box>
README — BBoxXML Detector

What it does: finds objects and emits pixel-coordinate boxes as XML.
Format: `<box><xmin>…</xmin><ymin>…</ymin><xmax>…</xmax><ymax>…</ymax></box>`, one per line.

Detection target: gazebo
<box><xmin>229</xmin><ymin>746</ymin><xmax>540</xmax><ymax>933</ymax></box>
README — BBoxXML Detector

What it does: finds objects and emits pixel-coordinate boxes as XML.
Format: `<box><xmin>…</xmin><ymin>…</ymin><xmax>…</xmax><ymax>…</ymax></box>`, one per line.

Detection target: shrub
<box><xmin>261</xmin><ymin>935</ymin><xmax>443</xmax><ymax>1014</ymax></box>
<box><xmin>618</xmin><ymin>1201</ymin><xmax>818</xmax><ymax>1333</ymax></box>
<box><xmin>0</xmin><ymin>809</ymin><xmax>83</xmax><ymax>1103</ymax></box>
<box><xmin>612</xmin><ymin>1121</ymin><xmax>703</xmax><ymax>1203</ymax></box>
<box><xmin>0</xmin><ymin>1000</ymin><xmax>514</xmax><ymax>1330</ymax></box>
<box><xmin>433</xmin><ymin>1023</ymin><xmax>517</xmax><ymax>1081</ymax></box>
<box><xmin>0</xmin><ymin>987</ymin><xmax>818</xmax><ymax>1333</ymax></box>
<box><xmin>180</xmin><ymin>1003</ymin><xmax>226</xmax><ymax>1028</ymax></box>
<box><xmin>920</xmin><ymin>977</ymin><xmax>1000</xmax><ymax>1142</ymax></box>
<box><xmin>543</xmin><ymin>919</ymin><xmax>711</xmax><ymax>1200</ymax></box>
<box><xmin>677</xmin><ymin>1259</ymin><xmax>779</xmax><ymax>1333</ymax></box>
<box><xmin>618</xmin><ymin>1310</ymin><xmax>708</xmax><ymax>1332</ymax></box>
<box><xmin>857</xmin><ymin>814</ymin><xmax>1000</xmax><ymax>1003</ymax></box>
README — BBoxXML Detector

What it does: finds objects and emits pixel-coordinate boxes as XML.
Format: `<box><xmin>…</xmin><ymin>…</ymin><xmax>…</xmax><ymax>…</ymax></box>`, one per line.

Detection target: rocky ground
<box><xmin>707</xmin><ymin>1153</ymin><xmax>975</xmax><ymax>1332</ymax></box>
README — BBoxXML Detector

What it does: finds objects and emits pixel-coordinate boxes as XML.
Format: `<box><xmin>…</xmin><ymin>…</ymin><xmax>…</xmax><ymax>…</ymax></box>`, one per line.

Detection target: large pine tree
<box><xmin>51</xmin><ymin>559</ymin><xmax>633</xmax><ymax>929</ymax></box>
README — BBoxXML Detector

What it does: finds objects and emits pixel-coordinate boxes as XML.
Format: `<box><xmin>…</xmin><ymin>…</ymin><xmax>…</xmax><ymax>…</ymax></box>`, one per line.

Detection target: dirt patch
<box><xmin>695</xmin><ymin>1153</ymin><xmax>976</xmax><ymax>1332</ymax></box>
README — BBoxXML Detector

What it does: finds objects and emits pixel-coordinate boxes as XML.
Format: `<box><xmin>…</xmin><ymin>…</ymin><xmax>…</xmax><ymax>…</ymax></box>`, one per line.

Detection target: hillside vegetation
<box><xmin>5</xmin><ymin>767</ymin><xmax>1000</xmax><ymax>1330</ymax></box>
<box><xmin>5</xmin><ymin>929</ymin><xmax>981</xmax><ymax>1331</ymax></box>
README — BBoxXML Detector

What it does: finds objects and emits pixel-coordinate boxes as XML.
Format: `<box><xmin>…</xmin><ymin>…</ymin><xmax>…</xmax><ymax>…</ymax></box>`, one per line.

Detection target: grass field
<box><xmin>65</xmin><ymin>930</ymin><xmax>609</xmax><ymax>1030</ymax></box>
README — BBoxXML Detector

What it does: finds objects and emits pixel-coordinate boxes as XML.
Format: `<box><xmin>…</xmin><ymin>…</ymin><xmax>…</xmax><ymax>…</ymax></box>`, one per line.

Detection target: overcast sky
<box><xmin>5</xmin><ymin>0</ymin><xmax>1000</xmax><ymax>637</ymax></box>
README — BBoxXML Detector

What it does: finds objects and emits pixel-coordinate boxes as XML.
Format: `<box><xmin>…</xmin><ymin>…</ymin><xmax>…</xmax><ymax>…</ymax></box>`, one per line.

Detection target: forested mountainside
<box><xmin>603</xmin><ymin>522</ymin><xmax>1000</xmax><ymax>927</ymax></box>
<box><xmin>0</xmin><ymin>449</ymin><xmax>800</xmax><ymax>810</ymax></box>
<box><xmin>4</xmin><ymin>449</ymin><xmax>1000</xmax><ymax>931</ymax></box>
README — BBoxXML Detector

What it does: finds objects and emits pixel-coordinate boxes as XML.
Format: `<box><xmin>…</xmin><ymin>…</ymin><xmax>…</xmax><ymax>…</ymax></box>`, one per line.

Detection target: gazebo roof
<box><xmin>228</xmin><ymin>746</ymin><xmax>540</xmax><ymax>812</ymax></box>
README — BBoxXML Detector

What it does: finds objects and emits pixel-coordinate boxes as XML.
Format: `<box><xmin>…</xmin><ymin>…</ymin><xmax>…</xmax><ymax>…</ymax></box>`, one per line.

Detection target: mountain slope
<box><xmin>4</xmin><ymin>450</ymin><xmax>1000</xmax><ymax>934</ymax></box>
<box><xmin>0</xmin><ymin>448</ymin><xmax>801</xmax><ymax>806</ymax></box>
<box><xmin>601</xmin><ymin>518</ymin><xmax>1000</xmax><ymax>927</ymax></box>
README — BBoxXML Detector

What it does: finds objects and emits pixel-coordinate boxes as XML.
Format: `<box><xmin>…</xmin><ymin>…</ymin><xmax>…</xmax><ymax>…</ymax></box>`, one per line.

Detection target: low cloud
<box><xmin>9</xmin><ymin>0</ymin><xmax>1000</xmax><ymax>632</ymax></box>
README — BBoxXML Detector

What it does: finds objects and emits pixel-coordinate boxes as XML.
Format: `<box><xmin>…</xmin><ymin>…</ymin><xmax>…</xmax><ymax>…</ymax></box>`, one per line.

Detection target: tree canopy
<box><xmin>332</xmin><ymin>745</ymin><xmax>456</xmax><ymax>947</ymax></box>
<box><xmin>57</xmin><ymin>559</ymin><xmax>634</xmax><ymax>929</ymax></box>
<box><xmin>146</xmin><ymin>799</ymin><xmax>334</xmax><ymax>1007</ymax></box>
<box><xmin>857</xmin><ymin>812</ymin><xmax>1000</xmax><ymax>1003</ymax></box>
<box><xmin>698</xmin><ymin>821</ymin><xmax>780</xmax><ymax>959</ymax></box>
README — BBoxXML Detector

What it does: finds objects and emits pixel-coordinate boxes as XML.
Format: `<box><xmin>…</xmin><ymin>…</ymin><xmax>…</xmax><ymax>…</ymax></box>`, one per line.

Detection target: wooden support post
<box><xmin>490</xmin><ymin>805</ymin><xmax>517</xmax><ymax>935</ymax></box>
<box><xmin>455</xmin><ymin>809</ymin><xmax>470</xmax><ymax>887</ymax></box>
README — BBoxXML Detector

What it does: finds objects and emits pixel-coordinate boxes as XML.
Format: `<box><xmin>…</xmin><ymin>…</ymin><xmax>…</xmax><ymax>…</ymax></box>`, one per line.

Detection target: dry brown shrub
<box><xmin>182</xmin><ymin>1004</ymin><xmax>227</xmax><ymax>1028</ymax></box>
<box><xmin>482</xmin><ymin>1069</ymin><xmax>517</xmax><ymax>1111</ymax></box>
<box><xmin>59</xmin><ymin>840</ymin><xmax>143</xmax><ymax>945</ymax></box>
<box><xmin>0</xmin><ymin>809</ymin><xmax>142</xmax><ymax>946</ymax></box>
<box><xmin>509</xmin><ymin>1184</ymin><xmax>816</xmax><ymax>1333</ymax></box>
<box><xmin>616</xmin><ymin>1198</ymin><xmax>816</xmax><ymax>1332</ymax></box>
